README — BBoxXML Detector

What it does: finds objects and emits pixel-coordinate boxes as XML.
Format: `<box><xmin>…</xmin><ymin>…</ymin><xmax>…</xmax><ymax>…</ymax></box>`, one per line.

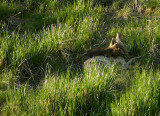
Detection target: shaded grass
<box><xmin>0</xmin><ymin>1</ymin><xmax>20</xmax><ymax>20</ymax></box>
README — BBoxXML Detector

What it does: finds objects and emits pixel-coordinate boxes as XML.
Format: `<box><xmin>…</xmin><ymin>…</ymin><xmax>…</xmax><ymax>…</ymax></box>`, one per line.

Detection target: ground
<box><xmin>0</xmin><ymin>0</ymin><xmax>160</xmax><ymax>115</ymax></box>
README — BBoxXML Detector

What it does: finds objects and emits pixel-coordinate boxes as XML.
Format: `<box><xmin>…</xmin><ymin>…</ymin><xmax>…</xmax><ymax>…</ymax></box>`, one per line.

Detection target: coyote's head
<box><xmin>109</xmin><ymin>34</ymin><xmax>129</xmax><ymax>59</ymax></box>
<box><xmin>109</xmin><ymin>33</ymin><xmax>124</xmax><ymax>47</ymax></box>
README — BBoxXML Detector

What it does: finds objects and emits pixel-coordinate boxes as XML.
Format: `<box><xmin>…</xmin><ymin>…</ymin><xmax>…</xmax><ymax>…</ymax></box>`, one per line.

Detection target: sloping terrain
<box><xmin>0</xmin><ymin>0</ymin><xmax>160</xmax><ymax>115</ymax></box>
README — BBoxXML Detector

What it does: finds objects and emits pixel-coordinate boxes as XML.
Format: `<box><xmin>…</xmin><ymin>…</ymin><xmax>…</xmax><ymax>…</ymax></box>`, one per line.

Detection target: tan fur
<box><xmin>78</xmin><ymin>34</ymin><xmax>129</xmax><ymax>61</ymax></box>
<box><xmin>83</xmin><ymin>34</ymin><xmax>141</xmax><ymax>71</ymax></box>
<box><xmin>109</xmin><ymin>33</ymin><xmax>124</xmax><ymax>47</ymax></box>
<box><xmin>86</xmin><ymin>34</ymin><xmax>129</xmax><ymax>58</ymax></box>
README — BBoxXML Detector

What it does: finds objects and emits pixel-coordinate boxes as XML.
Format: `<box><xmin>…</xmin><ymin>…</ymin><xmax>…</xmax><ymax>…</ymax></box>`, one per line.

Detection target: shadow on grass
<box><xmin>15</xmin><ymin>49</ymin><xmax>82</xmax><ymax>88</ymax></box>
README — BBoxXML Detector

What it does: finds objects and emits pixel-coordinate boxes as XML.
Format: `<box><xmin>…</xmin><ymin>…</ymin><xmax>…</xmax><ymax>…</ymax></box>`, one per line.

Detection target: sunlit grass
<box><xmin>2</xmin><ymin>66</ymin><xmax>116</xmax><ymax>115</ymax></box>
<box><xmin>0</xmin><ymin>0</ymin><xmax>160</xmax><ymax>115</ymax></box>
<box><xmin>111</xmin><ymin>70</ymin><xmax>160</xmax><ymax>116</ymax></box>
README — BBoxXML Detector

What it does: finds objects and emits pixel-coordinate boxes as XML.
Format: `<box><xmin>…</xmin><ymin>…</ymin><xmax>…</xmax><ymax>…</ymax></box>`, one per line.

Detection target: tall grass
<box><xmin>0</xmin><ymin>0</ymin><xmax>160</xmax><ymax>115</ymax></box>
<box><xmin>2</xmin><ymin>67</ymin><xmax>160</xmax><ymax>115</ymax></box>
<box><xmin>111</xmin><ymin>70</ymin><xmax>160</xmax><ymax>116</ymax></box>
<box><xmin>2</xmin><ymin>66</ymin><xmax>116</xmax><ymax>115</ymax></box>
<box><xmin>0</xmin><ymin>1</ymin><xmax>20</xmax><ymax>20</ymax></box>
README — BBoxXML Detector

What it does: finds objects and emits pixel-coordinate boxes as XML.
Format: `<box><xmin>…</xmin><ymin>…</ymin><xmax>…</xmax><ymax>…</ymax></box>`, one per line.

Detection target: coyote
<box><xmin>80</xmin><ymin>33</ymin><xmax>129</xmax><ymax>60</ymax></box>
<box><xmin>83</xmin><ymin>34</ymin><xmax>141</xmax><ymax>71</ymax></box>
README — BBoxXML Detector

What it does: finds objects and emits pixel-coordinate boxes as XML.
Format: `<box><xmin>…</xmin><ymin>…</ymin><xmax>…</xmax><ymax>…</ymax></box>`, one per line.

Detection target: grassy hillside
<box><xmin>0</xmin><ymin>0</ymin><xmax>160</xmax><ymax>115</ymax></box>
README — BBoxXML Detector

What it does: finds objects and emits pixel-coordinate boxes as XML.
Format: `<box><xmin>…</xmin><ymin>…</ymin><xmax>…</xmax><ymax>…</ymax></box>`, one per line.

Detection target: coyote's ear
<box><xmin>109</xmin><ymin>38</ymin><xmax>116</xmax><ymax>47</ymax></box>
<box><xmin>115</xmin><ymin>33</ymin><xmax>120</xmax><ymax>42</ymax></box>
<box><xmin>115</xmin><ymin>33</ymin><xmax>125</xmax><ymax>47</ymax></box>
